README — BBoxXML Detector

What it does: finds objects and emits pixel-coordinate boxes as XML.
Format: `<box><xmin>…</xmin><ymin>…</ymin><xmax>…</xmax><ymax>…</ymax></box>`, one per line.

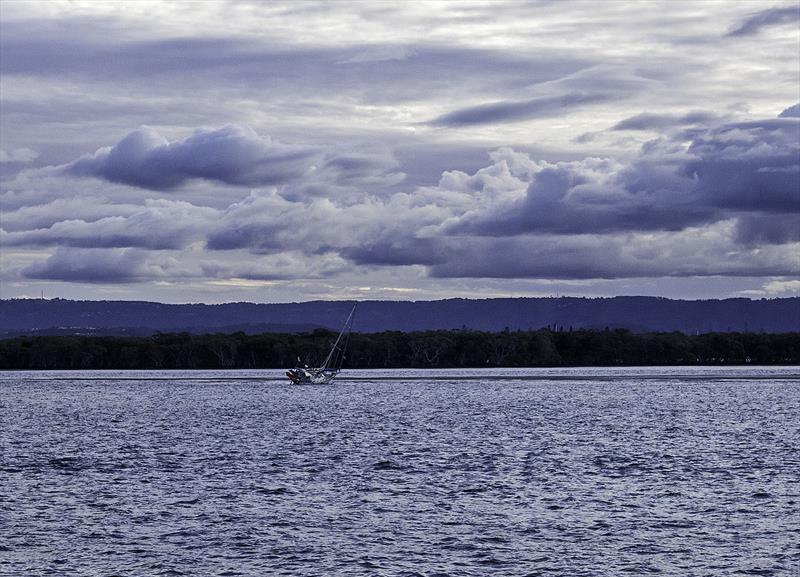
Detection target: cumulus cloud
<box><xmin>194</xmin><ymin>111</ymin><xmax>798</xmax><ymax>280</ymax></box>
<box><xmin>447</xmin><ymin>155</ymin><xmax>707</xmax><ymax>236</ymax></box>
<box><xmin>447</xmin><ymin>112</ymin><xmax>799</xmax><ymax>238</ymax></box>
<box><xmin>55</xmin><ymin>125</ymin><xmax>405</xmax><ymax>197</ymax></box>
<box><xmin>206</xmin><ymin>189</ymin><xmax>449</xmax><ymax>256</ymax></box>
<box><xmin>727</xmin><ymin>5</ymin><xmax>800</xmax><ymax>37</ymax></box>
<box><xmin>2</xmin><ymin>1</ymin><xmax>798</xmax><ymax>301</ymax></box>
<box><xmin>5</xmin><ymin>111</ymin><xmax>798</xmax><ymax>287</ymax></box>
<box><xmin>62</xmin><ymin>125</ymin><xmax>319</xmax><ymax>190</ymax></box>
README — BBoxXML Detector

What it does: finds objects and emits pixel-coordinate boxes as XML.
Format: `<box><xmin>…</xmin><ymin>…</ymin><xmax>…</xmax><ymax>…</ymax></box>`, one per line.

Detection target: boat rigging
<box><xmin>285</xmin><ymin>304</ymin><xmax>356</xmax><ymax>385</ymax></box>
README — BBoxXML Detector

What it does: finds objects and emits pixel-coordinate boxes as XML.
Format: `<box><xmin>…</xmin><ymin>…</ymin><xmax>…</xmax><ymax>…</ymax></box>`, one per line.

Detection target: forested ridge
<box><xmin>3</xmin><ymin>296</ymin><xmax>799</xmax><ymax>335</ymax></box>
<box><xmin>1</xmin><ymin>329</ymin><xmax>798</xmax><ymax>370</ymax></box>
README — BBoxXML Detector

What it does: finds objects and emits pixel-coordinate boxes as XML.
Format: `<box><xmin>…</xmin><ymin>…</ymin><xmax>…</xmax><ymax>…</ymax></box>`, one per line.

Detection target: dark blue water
<box><xmin>1</xmin><ymin>367</ymin><xmax>798</xmax><ymax>576</ymax></box>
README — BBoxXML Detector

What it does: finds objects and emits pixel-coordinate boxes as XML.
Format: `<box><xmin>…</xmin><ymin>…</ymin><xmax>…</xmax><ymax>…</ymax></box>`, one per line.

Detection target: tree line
<box><xmin>0</xmin><ymin>328</ymin><xmax>798</xmax><ymax>370</ymax></box>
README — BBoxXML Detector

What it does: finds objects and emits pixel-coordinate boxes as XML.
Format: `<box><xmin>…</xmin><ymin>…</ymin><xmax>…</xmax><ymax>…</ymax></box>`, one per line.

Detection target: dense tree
<box><xmin>0</xmin><ymin>329</ymin><xmax>797</xmax><ymax>370</ymax></box>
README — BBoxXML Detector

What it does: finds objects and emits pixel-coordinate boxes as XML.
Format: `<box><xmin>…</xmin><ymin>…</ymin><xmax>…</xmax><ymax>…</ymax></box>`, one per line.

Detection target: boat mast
<box><xmin>319</xmin><ymin>304</ymin><xmax>356</xmax><ymax>372</ymax></box>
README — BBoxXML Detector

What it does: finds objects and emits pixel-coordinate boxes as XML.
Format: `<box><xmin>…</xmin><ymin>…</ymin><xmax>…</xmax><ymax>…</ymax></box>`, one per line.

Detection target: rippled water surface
<box><xmin>2</xmin><ymin>367</ymin><xmax>799</xmax><ymax>576</ymax></box>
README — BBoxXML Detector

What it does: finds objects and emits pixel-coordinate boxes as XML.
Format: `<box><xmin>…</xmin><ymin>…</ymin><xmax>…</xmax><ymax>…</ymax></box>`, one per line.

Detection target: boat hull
<box><xmin>286</xmin><ymin>368</ymin><xmax>338</xmax><ymax>385</ymax></box>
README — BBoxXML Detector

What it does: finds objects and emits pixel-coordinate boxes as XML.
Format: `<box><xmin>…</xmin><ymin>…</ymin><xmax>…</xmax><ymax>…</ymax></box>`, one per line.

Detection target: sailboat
<box><xmin>285</xmin><ymin>304</ymin><xmax>356</xmax><ymax>385</ymax></box>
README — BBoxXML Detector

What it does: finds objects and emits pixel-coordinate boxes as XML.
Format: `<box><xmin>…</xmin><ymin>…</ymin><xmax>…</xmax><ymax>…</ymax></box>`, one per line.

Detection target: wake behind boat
<box><xmin>286</xmin><ymin>304</ymin><xmax>356</xmax><ymax>385</ymax></box>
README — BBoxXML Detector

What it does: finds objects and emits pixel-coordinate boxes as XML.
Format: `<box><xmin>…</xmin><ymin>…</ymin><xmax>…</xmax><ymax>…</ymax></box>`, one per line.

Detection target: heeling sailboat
<box><xmin>285</xmin><ymin>304</ymin><xmax>356</xmax><ymax>385</ymax></box>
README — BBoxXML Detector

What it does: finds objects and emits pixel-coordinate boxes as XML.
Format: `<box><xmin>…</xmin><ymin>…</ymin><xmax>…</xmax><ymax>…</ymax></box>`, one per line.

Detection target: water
<box><xmin>1</xmin><ymin>367</ymin><xmax>798</xmax><ymax>576</ymax></box>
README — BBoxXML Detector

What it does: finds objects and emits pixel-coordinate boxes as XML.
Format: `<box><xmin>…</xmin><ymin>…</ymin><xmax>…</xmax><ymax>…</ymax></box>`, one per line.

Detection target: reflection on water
<box><xmin>1</xmin><ymin>367</ymin><xmax>798</xmax><ymax>576</ymax></box>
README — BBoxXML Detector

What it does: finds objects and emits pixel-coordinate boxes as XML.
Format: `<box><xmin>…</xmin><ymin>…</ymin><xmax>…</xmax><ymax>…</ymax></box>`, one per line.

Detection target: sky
<box><xmin>0</xmin><ymin>0</ymin><xmax>798</xmax><ymax>303</ymax></box>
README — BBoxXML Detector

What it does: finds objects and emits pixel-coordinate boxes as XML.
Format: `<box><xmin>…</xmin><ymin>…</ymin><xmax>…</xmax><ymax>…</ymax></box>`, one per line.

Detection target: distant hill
<box><xmin>0</xmin><ymin>322</ymin><xmax>320</xmax><ymax>338</ymax></box>
<box><xmin>1</xmin><ymin>297</ymin><xmax>798</xmax><ymax>337</ymax></box>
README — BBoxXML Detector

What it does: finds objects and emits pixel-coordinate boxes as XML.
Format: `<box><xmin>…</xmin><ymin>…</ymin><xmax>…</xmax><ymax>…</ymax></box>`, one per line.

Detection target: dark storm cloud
<box><xmin>63</xmin><ymin>126</ymin><xmax>318</xmax><ymax>190</ymax></box>
<box><xmin>727</xmin><ymin>5</ymin><xmax>800</xmax><ymax>37</ymax></box>
<box><xmin>429</xmin><ymin>93</ymin><xmax>610</xmax><ymax>126</ymax></box>
<box><xmin>613</xmin><ymin>111</ymin><xmax>720</xmax><ymax>131</ymax></box>
<box><xmin>23</xmin><ymin>248</ymin><xmax>157</xmax><ymax>283</ymax></box>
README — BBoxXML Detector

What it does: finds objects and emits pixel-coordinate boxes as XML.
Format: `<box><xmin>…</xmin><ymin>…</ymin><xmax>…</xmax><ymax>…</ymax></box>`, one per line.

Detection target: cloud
<box><xmin>0</xmin><ymin>22</ymin><xmax>590</xmax><ymax>107</ymax></box>
<box><xmin>684</xmin><ymin>117</ymin><xmax>800</xmax><ymax>212</ymax></box>
<box><xmin>53</xmin><ymin>125</ymin><xmax>406</xmax><ymax>197</ymax></box>
<box><xmin>727</xmin><ymin>5</ymin><xmax>800</xmax><ymax>37</ymax></box>
<box><xmin>446</xmin><ymin>155</ymin><xmax>708</xmax><ymax>236</ymax></box>
<box><xmin>22</xmin><ymin>248</ymin><xmax>168</xmax><ymax>283</ymax></box>
<box><xmin>428</xmin><ymin>224</ymin><xmax>800</xmax><ymax>279</ymax></box>
<box><xmin>202</xmin><ymin>251</ymin><xmax>349</xmax><ymax>281</ymax></box>
<box><xmin>447</xmin><ymin>112</ymin><xmax>800</xmax><ymax>237</ymax></box>
<box><xmin>429</xmin><ymin>92</ymin><xmax>610</xmax><ymax>126</ymax></box>
<box><xmin>341</xmin><ymin>238</ymin><xmax>447</xmax><ymax>266</ymax></box>
<box><xmin>734</xmin><ymin>214</ymin><xmax>800</xmax><ymax>245</ymax></box>
<box><xmin>1</xmin><ymin>1</ymin><xmax>798</xmax><ymax>302</ymax></box>
<box><xmin>0</xmin><ymin>147</ymin><xmax>38</xmax><ymax>163</ymax></box>
<box><xmin>342</xmin><ymin>45</ymin><xmax>415</xmax><ymax>63</ymax></box>
<box><xmin>2</xmin><ymin>199</ymin><xmax>216</xmax><ymax>249</ymax></box>
<box><xmin>197</xmin><ymin>111</ymin><xmax>797</xmax><ymax>281</ymax></box>
<box><xmin>761</xmin><ymin>279</ymin><xmax>800</xmax><ymax>295</ymax></box>
<box><xmin>0</xmin><ymin>197</ymin><xmax>139</xmax><ymax>232</ymax></box>
<box><xmin>779</xmin><ymin>102</ymin><xmax>800</xmax><ymax>118</ymax></box>
<box><xmin>206</xmin><ymin>189</ymin><xmax>449</xmax><ymax>256</ymax></box>
<box><xmin>282</xmin><ymin>143</ymin><xmax>405</xmax><ymax>201</ymax></box>
<box><xmin>4</xmin><ymin>110</ymin><xmax>798</xmax><ymax>289</ymax></box>
<box><xmin>612</xmin><ymin>111</ymin><xmax>720</xmax><ymax>131</ymax></box>
<box><xmin>62</xmin><ymin>125</ymin><xmax>319</xmax><ymax>190</ymax></box>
